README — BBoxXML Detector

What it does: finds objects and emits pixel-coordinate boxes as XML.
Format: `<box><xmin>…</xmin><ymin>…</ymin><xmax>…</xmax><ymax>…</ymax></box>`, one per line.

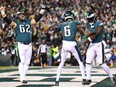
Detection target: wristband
<box><xmin>3</xmin><ymin>16</ymin><xmax>12</xmax><ymax>24</ymax></box>
<box><xmin>39</xmin><ymin>9</ymin><xmax>45</xmax><ymax>14</ymax></box>
<box><xmin>35</xmin><ymin>14</ymin><xmax>43</xmax><ymax>22</ymax></box>
<box><xmin>1</xmin><ymin>10</ymin><xmax>5</xmax><ymax>15</ymax></box>
<box><xmin>88</xmin><ymin>37</ymin><xmax>92</xmax><ymax>42</ymax></box>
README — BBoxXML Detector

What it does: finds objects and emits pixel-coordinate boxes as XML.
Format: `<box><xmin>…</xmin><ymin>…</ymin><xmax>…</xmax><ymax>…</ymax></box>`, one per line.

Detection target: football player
<box><xmin>55</xmin><ymin>11</ymin><xmax>86</xmax><ymax>86</ymax></box>
<box><xmin>83</xmin><ymin>11</ymin><xmax>116</xmax><ymax>85</ymax></box>
<box><xmin>0</xmin><ymin>6</ymin><xmax>46</xmax><ymax>83</ymax></box>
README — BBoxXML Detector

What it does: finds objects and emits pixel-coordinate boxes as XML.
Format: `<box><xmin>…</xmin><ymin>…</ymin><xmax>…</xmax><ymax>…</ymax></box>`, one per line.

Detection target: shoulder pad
<box><xmin>98</xmin><ymin>21</ymin><xmax>104</xmax><ymax>26</ymax></box>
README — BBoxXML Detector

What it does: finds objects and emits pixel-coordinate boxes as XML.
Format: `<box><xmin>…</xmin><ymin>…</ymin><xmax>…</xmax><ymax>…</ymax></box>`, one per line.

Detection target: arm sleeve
<box><xmin>34</xmin><ymin>14</ymin><xmax>43</xmax><ymax>22</ymax></box>
<box><xmin>3</xmin><ymin>16</ymin><xmax>12</xmax><ymax>25</ymax></box>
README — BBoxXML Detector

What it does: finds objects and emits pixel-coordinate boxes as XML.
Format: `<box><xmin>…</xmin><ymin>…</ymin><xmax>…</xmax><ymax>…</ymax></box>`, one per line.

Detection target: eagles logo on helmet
<box><xmin>87</xmin><ymin>11</ymin><xmax>97</xmax><ymax>28</ymax></box>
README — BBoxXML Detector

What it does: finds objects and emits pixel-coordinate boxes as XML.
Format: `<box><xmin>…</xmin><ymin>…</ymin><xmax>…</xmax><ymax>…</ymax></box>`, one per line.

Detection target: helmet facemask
<box><xmin>64</xmin><ymin>11</ymin><xmax>74</xmax><ymax>21</ymax></box>
<box><xmin>87</xmin><ymin>11</ymin><xmax>97</xmax><ymax>28</ymax></box>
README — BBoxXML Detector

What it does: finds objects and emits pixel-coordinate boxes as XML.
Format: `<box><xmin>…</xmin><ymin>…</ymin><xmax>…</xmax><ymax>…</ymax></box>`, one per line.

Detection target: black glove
<box><xmin>40</xmin><ymin>4</ymin><xmax>50</xmax><ymax>12</ymax></box>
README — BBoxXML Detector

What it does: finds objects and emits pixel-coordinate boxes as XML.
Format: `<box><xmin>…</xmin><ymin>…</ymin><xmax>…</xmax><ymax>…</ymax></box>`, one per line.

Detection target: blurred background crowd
<box><xmin>0</xmin><ymin>0</ymin><xmax>116</xmax><ymax>67</ymax></box>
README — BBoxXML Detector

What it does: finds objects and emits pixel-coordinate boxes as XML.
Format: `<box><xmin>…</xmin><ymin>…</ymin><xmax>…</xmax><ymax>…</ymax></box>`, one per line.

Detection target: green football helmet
<box><xmin>16</xmin><ymin>11</ymin><xmax>26</xmax><ymax>22</ymax></box>
<box><xmin>87</xmin><ymin>11</ymin><xmax>97</xmax><ymax>23</ymax></box>
<box><xmin>64</xmin><ymin>11</ymin><xmax>74</xmax><ymax>21</ymax></box>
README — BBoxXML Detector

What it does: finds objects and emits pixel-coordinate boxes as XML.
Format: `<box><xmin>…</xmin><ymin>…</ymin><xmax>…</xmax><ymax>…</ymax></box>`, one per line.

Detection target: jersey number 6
<box><xmin>64</xmin><ymin>26</ymin><xmax>71</xmax><ymax>37</ymax></box>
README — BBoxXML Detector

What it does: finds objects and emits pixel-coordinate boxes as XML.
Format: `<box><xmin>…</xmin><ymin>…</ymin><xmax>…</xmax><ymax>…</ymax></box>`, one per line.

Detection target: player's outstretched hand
<box><xmin>40</xmin><ymin>4</ymin><xmax>46</xmax><ymax>9</ymax></box>
<box><xmin>40</xmin><ymin>4</ymin><xmax>50</xmax><ymax>12</ymax></box>
<box><xmin>0</xmin><ymin>6</ymin><xmax>4</xmax><ymax>11</ymax></box>
<box><xmin>0</xmin><ymin>6</ymin><xmax>6</xmax><ymax>16</ymax></box>
<box><xmin>0</xmin><ymin>6</ymin><xmax>5</xmax><ymax>12</ymax></box>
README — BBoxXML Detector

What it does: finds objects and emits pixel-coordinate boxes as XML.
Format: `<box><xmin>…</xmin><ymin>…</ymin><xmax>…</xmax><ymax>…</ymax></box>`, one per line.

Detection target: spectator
<box><xmin>0</xmin><ymin>0</ymin><xmax>115</xmax><ymax>67</ymax></box>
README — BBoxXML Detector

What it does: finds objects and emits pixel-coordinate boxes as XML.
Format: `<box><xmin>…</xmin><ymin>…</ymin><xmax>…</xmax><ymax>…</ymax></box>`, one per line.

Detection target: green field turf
<box><xmin>0</xmin><ymin>66</ymin><xmax>116</xmax><ymax>87</ymax></box>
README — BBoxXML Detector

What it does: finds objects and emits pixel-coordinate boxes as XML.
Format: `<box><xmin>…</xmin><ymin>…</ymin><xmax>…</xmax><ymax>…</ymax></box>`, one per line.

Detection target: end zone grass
<box><xmin>0</xmin><ymin>66</ymin><xmax>115</xmax><ymax>87</ymax></box>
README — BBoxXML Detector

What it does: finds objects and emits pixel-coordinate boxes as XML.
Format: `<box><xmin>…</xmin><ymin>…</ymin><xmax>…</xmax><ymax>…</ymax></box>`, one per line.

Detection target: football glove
<box><xmin>40</xmin><ymin>4</ymin><xmax>50</xmax><ymax>12</ymax></box>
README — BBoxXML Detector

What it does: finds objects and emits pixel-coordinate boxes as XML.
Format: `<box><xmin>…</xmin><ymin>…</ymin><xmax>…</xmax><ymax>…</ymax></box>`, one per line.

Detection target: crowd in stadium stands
<box><xmin>0</xmin><ymin>0</ymin><xmax>116</xmax><ymax>67</ymax></box>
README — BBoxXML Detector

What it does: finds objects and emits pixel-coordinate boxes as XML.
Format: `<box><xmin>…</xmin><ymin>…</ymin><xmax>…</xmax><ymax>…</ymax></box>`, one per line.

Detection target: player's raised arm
<box><xmin>31</xmin><ymin>4</ymin><xmax>49</xmax><ymax>25</ymax></box>
<box><xmin>0</xmin><ymin>6</ymin><xmax>17</xmax><ymax>28</ymax></box>
<box><xmin>31</xmin><ymin>9</ymin><xmax>45</xmax><ymax>25</ymax></box>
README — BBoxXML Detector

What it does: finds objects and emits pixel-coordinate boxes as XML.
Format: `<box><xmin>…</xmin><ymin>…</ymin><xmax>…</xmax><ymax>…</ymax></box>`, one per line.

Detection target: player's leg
<box><xmin>23</xmin><ymin>44</ymin><xmax>32</xmax><ymax>82</ymax></box>
<box><xmin>41</xmin><ymin>53</ymin><xmax>44</xmax><ymax>68</ymax></box>
<box><xmin>41</xmin><ymin>53</ymin><xmax>47</xmax><ymax>68</ymax></box>
<box><xmin>96</xmin><ymin>43</ymin><xmax>116</xmax><ymax>84</ymax></box>
<box><xmin>18</xmin><ymin>42</ymin><xmax>27</xmax><ymax>83</ymax></box>
<box><xmin>84</xmin><ymin>46</ymin><xmax>95</xmax><ymax>85</ymax></box>
<box><xmin>100</xmin><ymin>63</ymin><xmax>116</xmax><ymax>84</ymax></box>
<box><xmin>43</xmin><ymin>53</ymin><xmax>47</xmax><ymax>68</ymax></box>
<box><xmin>55</xmin><ymin>48</ymin><xmax>68</xmax><ymax>86</ymax></box>
<box><xmin>72</xmin><ymin>46</ymin><xmax>86</xmax><ymax>84</ymax></box>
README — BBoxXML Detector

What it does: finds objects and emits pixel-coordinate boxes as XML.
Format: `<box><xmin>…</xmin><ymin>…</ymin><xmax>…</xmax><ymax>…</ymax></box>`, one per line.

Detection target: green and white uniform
<box><xmin>14</xmin><ymin>19</ymin><xmax>32</xmax><ymax>81</ymax></box>
<box><xmin>56</xmin><ymin>20</ymin><xmax>85</xmax><ymax>81</ymax></box>
<box><xmin>86</xmin><ymin>21</ymin><xmax>105</xmax><ymax>64</ymax></box>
